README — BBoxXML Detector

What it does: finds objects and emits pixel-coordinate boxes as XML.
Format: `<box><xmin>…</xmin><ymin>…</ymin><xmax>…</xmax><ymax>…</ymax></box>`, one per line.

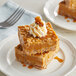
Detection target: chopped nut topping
<box><xmin>35</xmin><ymin>16</ymin><xmax>44</xmax><ymax>27</ymax></box>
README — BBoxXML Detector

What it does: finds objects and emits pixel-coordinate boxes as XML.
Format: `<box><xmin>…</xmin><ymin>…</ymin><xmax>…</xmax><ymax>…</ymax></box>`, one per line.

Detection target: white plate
<box><xmin>43</xmin><ymin>0</ymin><xmax>76</xmax><ymax>31</ymax></box>
<box><xmin>0</xmin><ymin>35</ymin><xmax>76</xmax><ymax>76</ymax></box>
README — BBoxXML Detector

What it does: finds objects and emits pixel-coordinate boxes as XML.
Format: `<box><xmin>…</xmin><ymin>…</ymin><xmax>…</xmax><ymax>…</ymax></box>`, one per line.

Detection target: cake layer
<box><xmin>15</xmin><ymin>44</ymin><xmax>59</xmax><ymax>69</ymax></box>
<box><xmin>18</xmin><ymin>22</ymin><xmax>59</xmax><ymax>55</ymax></box>
<box><xmin>58</xmin><ymin>1</ymin><xmax>76</xmax><ymax>19</ymax></box>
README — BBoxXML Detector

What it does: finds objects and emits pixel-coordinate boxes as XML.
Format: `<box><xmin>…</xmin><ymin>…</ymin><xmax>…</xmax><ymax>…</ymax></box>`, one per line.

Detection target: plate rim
<box><xmin>0</xmin><ymin>34</ymin><xmax>76</xmax><ymax>76</ymax></box>
<box><xmin>43</xmin><ymin>0</ymin><xmax>76</xmax><ymax>31</ymax></box>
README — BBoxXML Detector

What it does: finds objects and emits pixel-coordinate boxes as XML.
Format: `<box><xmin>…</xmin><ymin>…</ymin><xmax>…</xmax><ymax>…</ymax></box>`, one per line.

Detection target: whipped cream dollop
<box><xmin>29</xmin><ymin>16</ymin><xmax>47</xmax><ymax>37</ymax></box>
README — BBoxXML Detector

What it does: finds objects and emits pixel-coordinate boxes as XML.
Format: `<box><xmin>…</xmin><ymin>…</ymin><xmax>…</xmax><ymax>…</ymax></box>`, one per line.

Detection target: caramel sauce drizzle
<box><xmin>54</xmin><ymin>56</ymin><xmax>63</xmax><ymax>63</ymax></box>
<box><xmin>28</xmin><ymin>65</ymin><xmax>33</xmax><ymax>69</ymax></box>
<box><xmin>64</xmin><ymin>15</ymin><xmax>76</xmax><ymax>23</ymax></box>
<box><xmin>67</xmin><ymin>20</ymin><xmax>70</xmax><ymax>22</ymax></box>
<box><xmin>21</xmin><ymin>62</ymin><xmax>33</xmax><ymax>69</ymax></box>
<box><xmin>65</xmin><ymin>16</ymin><xmax>68</xmax><ymax>19</ymax></box>
<box><xmin>73</xmin><ymin>19</ymin><xmax>76</xmax><ymax>22</ymax></box>
<box><xmin>23</xmin><ymin>64</ymin><xmax>26</xmax><ymax>67</ymax></box>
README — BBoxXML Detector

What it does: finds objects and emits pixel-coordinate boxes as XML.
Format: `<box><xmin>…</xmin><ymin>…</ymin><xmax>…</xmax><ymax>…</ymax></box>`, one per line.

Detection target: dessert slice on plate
<box><xmin>18</xmin><ymin>16</ymin><xmax>59</xmax><ymax>55</ymax></box>
<box><xmin>58</xmin><ymin>0</ymin><xmax>76</xmax><ymax>19</ymax></box>
<box><xmin>15</xmin><ymin>44</ymin><xmax>59</xmax><ymax>69</ymax></box>
<box><xmin>15</xmin><ymin>16</ymin><xmax>59</xmax><ymax>69</ymax></box>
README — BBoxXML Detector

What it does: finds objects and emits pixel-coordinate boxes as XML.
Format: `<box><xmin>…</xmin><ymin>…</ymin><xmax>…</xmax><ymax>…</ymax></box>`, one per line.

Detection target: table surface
<box><xmin>0</xmin><ymin>0</ymin><xmax>76</xmax><ymax>76</ymax></box>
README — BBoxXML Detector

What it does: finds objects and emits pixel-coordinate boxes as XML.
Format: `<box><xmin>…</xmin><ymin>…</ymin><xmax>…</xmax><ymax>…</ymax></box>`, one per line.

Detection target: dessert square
<box><xmin>18</xmin><ymin>22</ymin><xmax>59</xmax><ymax>55</ymax></box>
<box><xmin>15</xmin><ymin>44</ymin><xmax>59</xmax><ymax>69</ymax></box>
<box><xmin>58</xmin><ymin>1</ymin><xmax>76</xmax><ymax>19</ymax></box>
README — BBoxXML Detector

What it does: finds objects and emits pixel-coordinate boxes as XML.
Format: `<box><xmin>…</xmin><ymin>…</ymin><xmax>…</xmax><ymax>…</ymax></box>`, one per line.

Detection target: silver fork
<box><xmin>0</xmin><ymin>7</ymin><xmax>25</xmax><ymax>28</ymax></box>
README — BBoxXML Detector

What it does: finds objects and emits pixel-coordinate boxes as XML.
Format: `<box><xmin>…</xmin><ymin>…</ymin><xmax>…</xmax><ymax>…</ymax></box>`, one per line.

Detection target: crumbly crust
<box><xmin>18</xmin><ymin>22</ymin><xmax>59</xmax><ymax>55</ymax></box>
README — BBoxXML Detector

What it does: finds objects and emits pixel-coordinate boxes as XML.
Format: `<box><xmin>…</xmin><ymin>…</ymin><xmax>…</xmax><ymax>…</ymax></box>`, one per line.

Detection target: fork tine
<box><xmin>9</xmin><ymin>9</ymin><xmax>25</xmax><ymax>25</ymax></box>
<box><xmin>5</xmin><ymin>7</ymin><xmax>20</xmax><ymax>22</ymax></box>
<box><xmin>8</xmin><ymin>8</ymin><xmax>24</xmax><ymax>25</ymax></box>
<box><xmin>0</xmin><ymin>7</ymin><xmax>25</xmax><ymax>28</ymax></box>
<box><xmin>6</xmin><ymin>8</ymin><xmax>21</xmax><ymax>23</ymax></box>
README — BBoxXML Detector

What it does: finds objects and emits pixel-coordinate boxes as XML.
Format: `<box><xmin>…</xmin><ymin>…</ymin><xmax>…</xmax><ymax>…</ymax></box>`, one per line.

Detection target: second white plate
<box><xmin>43</xmin><ymin>0</ymin><xmax>76</xmax><ymax>31</ymax></box>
